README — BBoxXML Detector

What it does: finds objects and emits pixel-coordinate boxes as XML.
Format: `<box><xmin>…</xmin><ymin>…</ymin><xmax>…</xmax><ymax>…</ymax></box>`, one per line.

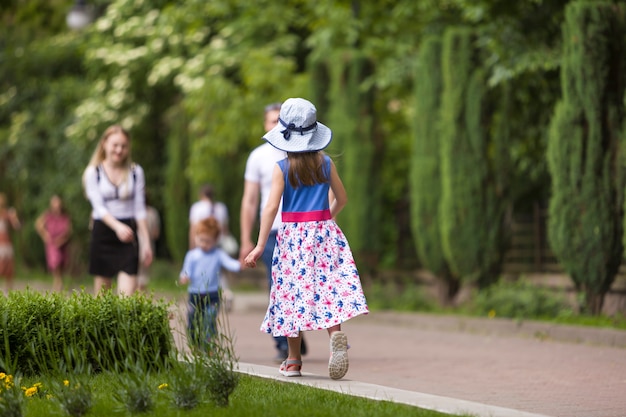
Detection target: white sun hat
<box><xmin>263</xmin><ymin>98</ymin><xmax>332</xmax><ymax>153</ymax></box>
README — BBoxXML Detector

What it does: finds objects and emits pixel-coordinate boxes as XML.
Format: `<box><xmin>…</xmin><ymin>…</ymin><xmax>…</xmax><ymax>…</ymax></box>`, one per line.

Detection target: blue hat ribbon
<box><xmin>279</xmin><ymin>118</ymin><xmax>317</xmax><ymax>140</ymax></box>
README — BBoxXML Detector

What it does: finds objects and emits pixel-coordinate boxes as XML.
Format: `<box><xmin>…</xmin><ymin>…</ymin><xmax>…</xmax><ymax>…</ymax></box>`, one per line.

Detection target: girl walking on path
<box><xmin>35</xmin><ymin>194</ymin><xmax>72</xmax><ymax>292</ymax></box>
<box><xmin>244</xmin><ymin>97</ymin><xmax>368</xmax><ymax>380</ymax></box>
<box><xmin>83</xmin><ymin>125</ymin><xmax>153</xmax><ymax>295</ymax></box>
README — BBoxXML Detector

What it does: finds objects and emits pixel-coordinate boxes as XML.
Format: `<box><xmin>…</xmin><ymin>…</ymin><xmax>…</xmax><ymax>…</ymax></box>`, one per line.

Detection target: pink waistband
<box><xmin>282</xmin><ymin>209</ymin><xmax>332</xmax><ymax>222</ymax></box>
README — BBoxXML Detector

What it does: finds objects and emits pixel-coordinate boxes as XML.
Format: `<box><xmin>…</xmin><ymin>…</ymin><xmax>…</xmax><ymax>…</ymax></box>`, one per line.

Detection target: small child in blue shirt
<box><xmin>179</xmin><ymin>217</ymin><xmax>241</xmax><ymax>351</ymax></box>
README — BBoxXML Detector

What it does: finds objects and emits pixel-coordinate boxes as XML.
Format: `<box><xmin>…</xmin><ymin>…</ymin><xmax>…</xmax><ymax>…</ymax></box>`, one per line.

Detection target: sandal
<box><xmin>329</xmin><ymin>331</ymin><xmax>349</xmax><ymax>380</ymax></box>
<box><xmin>279</xmin><ymin>358</ymin><xmax>302</xmax><ymax>377</ymax></box>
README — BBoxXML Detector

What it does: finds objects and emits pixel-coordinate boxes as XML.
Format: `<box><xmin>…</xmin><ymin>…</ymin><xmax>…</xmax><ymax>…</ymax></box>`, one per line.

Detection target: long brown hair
<box><xmin>286</xmin><ymin>151</ymin><xmax>328</xmax><ymax>188</ymax></box>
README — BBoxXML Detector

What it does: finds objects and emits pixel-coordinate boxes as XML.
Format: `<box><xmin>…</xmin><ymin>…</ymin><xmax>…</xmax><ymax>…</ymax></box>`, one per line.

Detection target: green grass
<box><xmin>550</xmin><ymin>310</ymin><xmax>626</xmax><ymax>330</ymax></box>
<box><xmin>16</xmin><ymin>373</ymin><xmax>466</xmax><ymax>417</ymax></box>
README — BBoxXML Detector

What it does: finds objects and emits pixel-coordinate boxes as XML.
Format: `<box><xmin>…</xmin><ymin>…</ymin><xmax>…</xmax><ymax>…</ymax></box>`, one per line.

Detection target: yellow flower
<box><xmin>488</xmin><ymin>309</ymin><xmax>496</xmax><ymax>319</ymax></box>
<box><xmin>158</xmin><ymin>383</ymin><xmax>168</xmax><ymax>390</ymax></box>
<box><xmin>63</xmin><ymin>380</ymin><xmax>70</xmax><ymax>387</ymax></box>
<box><xmin>25</xmin><ymin>387</ymin><xmax>38</xmax><ymax>397</ymax></box>
<box><xmin>34</xmin><ymin>382</ymin><xmax>43</xmax><ymax>388</ymax></box>
<box><xmin>0</xmin><ymin>372</ymin><xmax>5</xmax><ymax>380</ymax></box>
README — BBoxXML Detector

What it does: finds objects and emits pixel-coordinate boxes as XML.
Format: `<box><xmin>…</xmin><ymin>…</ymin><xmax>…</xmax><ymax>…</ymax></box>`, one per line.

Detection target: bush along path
<box><xmin>0</xmin><ymin>289</ymin><xmax>240</xmax><ymax>416</ymax></box>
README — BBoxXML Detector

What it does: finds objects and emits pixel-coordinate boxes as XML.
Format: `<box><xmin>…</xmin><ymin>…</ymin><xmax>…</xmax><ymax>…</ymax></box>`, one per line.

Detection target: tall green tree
<box><xmin>312</xmin><ymin>51</ymin><xmax>380</xmax><ymax>269</ymax></box>
<box><xmin>547</xmin><ymin>1</ymin><xmax>626</xmax><ymax>314</ymax></box>
<box><xmin>439</xmin><ymin>27</ymin><xmax>506</xmax><ymax>287</ymax></box>
<box><xmin>64</xmin><ymin>0</ymin><xmax>311</xmax><ymax>257</ymax></box>
<box><xmin>163</xmin><ymin>103</ymin><xmax>190</xmax><ymax>262</ymax></box>
<box><xmin>410</xmin><ymin>36</ymin><xmax>458</xmax><ymax>302</ymax></box>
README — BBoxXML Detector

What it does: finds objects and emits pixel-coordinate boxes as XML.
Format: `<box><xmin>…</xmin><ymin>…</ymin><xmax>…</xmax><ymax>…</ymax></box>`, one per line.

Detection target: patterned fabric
<box><xmin>260</xmin><ymin>215</ymin><xmax>368</xmax><ymax>338</ymax></box>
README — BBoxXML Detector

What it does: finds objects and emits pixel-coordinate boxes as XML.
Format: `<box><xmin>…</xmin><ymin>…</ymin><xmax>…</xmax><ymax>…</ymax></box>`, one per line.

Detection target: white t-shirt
<box><xmin>189</xmin><ymin>200</ymin><xmax>229</xmax><ymax>230</ymax></box>
<box><xmin>244</xmin><ymin>143</ymin><xmax>286</xmax><ymax>231</ymax></box>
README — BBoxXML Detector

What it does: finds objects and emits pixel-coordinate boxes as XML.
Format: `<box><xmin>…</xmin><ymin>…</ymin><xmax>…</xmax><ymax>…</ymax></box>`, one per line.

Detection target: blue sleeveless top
<box><xmin>278</xmin><ymin>155</ymin><xmax>332</xmax><ymax>222</ymax></box>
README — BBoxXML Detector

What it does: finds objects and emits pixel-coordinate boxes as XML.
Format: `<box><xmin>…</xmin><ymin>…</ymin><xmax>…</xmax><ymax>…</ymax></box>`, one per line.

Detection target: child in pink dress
<box><xmin>36</xmin><ymin>195</ymin><xmax>72</xmax><ymax>292</ymax></box>
<box><xmin>244</xmin><ymin>97</ymin><xmax>368</xmax><ymax>380</ymax></box>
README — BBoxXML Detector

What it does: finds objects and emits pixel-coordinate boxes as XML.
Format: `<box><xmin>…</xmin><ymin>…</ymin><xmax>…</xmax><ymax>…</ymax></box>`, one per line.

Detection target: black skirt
<box><xmin>89</xmin><ymin>219</ymin><xmax>139</xmax><ymax>277</ymax></box>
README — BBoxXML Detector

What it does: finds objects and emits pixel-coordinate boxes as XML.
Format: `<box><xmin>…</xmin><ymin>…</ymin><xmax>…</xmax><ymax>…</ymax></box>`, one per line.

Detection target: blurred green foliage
<box><xmin>2</xmin><ymin>0</ymin><xmax>624</xmax><ymax>317</ymax></box>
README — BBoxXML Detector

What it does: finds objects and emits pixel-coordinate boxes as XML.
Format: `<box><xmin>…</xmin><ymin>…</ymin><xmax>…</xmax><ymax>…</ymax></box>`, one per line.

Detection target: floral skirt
<box><xmin>260</xmin><ymin>220</ymin><xmax>368</xmax><ymax>338</ymax></box>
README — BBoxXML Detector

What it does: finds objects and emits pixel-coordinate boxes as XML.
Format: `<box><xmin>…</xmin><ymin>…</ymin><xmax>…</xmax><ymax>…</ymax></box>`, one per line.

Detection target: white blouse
<box><xmin>84</xmin><ymin>164</ymin><xmax>147</xmax><ymax>221</ymax></box>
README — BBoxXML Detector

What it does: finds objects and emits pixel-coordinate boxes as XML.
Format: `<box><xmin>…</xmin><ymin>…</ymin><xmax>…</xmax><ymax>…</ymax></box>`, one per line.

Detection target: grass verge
<box><xmin>16</xmin><ymin>373</ymin><xmax>468</xmax><ymax>417</ymax></box>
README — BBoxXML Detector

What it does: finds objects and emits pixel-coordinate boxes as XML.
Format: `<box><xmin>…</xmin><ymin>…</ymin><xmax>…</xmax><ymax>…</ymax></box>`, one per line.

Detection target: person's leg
<box><xmin>287</xmin><ymin>333</ymin><xmax>302</xmax><ymax>360</ymax></box>
<box><xmin>279</xmin><ymin>332</ymin><xmax>303</xmax><ymax>377</ymax></box>
<box><xmin>3</xmin><ymin>257</ymin><xmax>14</xmax><ymax>292</ymax></box>
<box><xmin>52</xmin><ymin>267</ymin><xmax>63</xmax><ymax>292</ymax></box>
<box><xmin>326</xmin><ymin>324</ymin><xmax>341</xmax><ymax>335</ymax></box>
<box><xmin>187</xmin><ymin>294</ymin><xmax>200</xmax><ymax>349</ymax></box>
<box><xmin>137</xmin><ymin>265</ymin><xmax>148</xmax><ymax>292</ymax></box>
<box><xmin>117</xmin><ymin>272</ymin><xmax>137</xmax><ymax>296</ymax></box>
<box><xmin>197</xmin><ymin>297</ymin><xmax>211</xmax><ymax>350</ymax></box>
<box><xmin>206</xmin><ymin>300</ymin><xmax>220</xmax><ymax>345</ymax></box>
<box><xmin>94</xmin><ymin>276</ymin><xmax>112</xmax><ymax>294</ymax></box>
<box><xmin>48</xmin><ymin>246</ymin><xmax>64</xmax><ymax>292</ymax></box>
<box><xmin>261</xmin><ymin>230</ymin><xmax>289</xmax><ymax>361</ymax></box>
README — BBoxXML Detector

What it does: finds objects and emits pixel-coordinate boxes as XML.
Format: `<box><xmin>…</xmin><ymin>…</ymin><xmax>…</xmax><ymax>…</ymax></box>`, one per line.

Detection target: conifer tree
<box><xmin>410</xmin><ymin>36</ymin><xmax>459</xmax><ymax>302</ymax></box>
<box><xmin>164</xmin><ymin>105</ymin><xmax>191</xmax><ymax>263</ymax></box>
<box><xmin>438</xmin><ymin>27</ymin><xmax>505</xmax><ymax>287</ymax></box>
<box><xmin>547</xmin><ymin>1</ymin><xmax>626</xmax><ymax>314</ymax></box>
<box><xmin>310</xmin><ymin>51</ymin><xmax>380</xmax><ymax>270</ymax></box>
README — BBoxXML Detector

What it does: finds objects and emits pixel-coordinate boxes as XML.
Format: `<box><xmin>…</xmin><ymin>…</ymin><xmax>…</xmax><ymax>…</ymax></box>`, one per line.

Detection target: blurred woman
<box><xmin>83</xmin><ymin>125</ymin><xmax>152</xmax><ymax>295</ymax></box>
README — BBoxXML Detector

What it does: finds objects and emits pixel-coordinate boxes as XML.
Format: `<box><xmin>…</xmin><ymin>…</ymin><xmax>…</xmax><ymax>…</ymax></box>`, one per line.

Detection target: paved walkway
<box><xmin>168</xmin><ymin>291</ymin><xmax>626</xmax><ymax>417</ymax></box>
<box><xmin>14</xmin><ymin>280</ymin><xmax>626</xmax><ymax>417</ymax></box>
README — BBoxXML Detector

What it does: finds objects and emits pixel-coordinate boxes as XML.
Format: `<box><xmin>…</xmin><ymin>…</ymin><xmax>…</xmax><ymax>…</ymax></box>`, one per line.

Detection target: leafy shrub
<box><xmin>470</xmin><ymin>280</ymin><xmax>571</xmax><ymax>320</ymax></box>
<box><xmin>0</xmin><ymin>290</ymin><xmax>173</xmax><ymax>376</ymax></box>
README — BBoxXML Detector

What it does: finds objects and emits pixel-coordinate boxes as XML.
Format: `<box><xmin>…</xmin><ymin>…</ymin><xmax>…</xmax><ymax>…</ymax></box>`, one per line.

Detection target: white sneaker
<box><xmin>328</xmin><ymin>331</ymin><xmax>349</xmax><ymax>380</ymax></box>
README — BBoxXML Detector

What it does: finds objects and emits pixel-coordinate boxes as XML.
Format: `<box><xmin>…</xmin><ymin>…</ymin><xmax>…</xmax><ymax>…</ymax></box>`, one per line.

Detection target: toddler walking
<box><xmin>244</xmin><ymin>97</ymin><xmax>368</xmax><ymax>380</ymax></box>
<box><xmin>179</xmin><ymin>217</ymin><xmax>241</xmax><ymax>352</ymax></box>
